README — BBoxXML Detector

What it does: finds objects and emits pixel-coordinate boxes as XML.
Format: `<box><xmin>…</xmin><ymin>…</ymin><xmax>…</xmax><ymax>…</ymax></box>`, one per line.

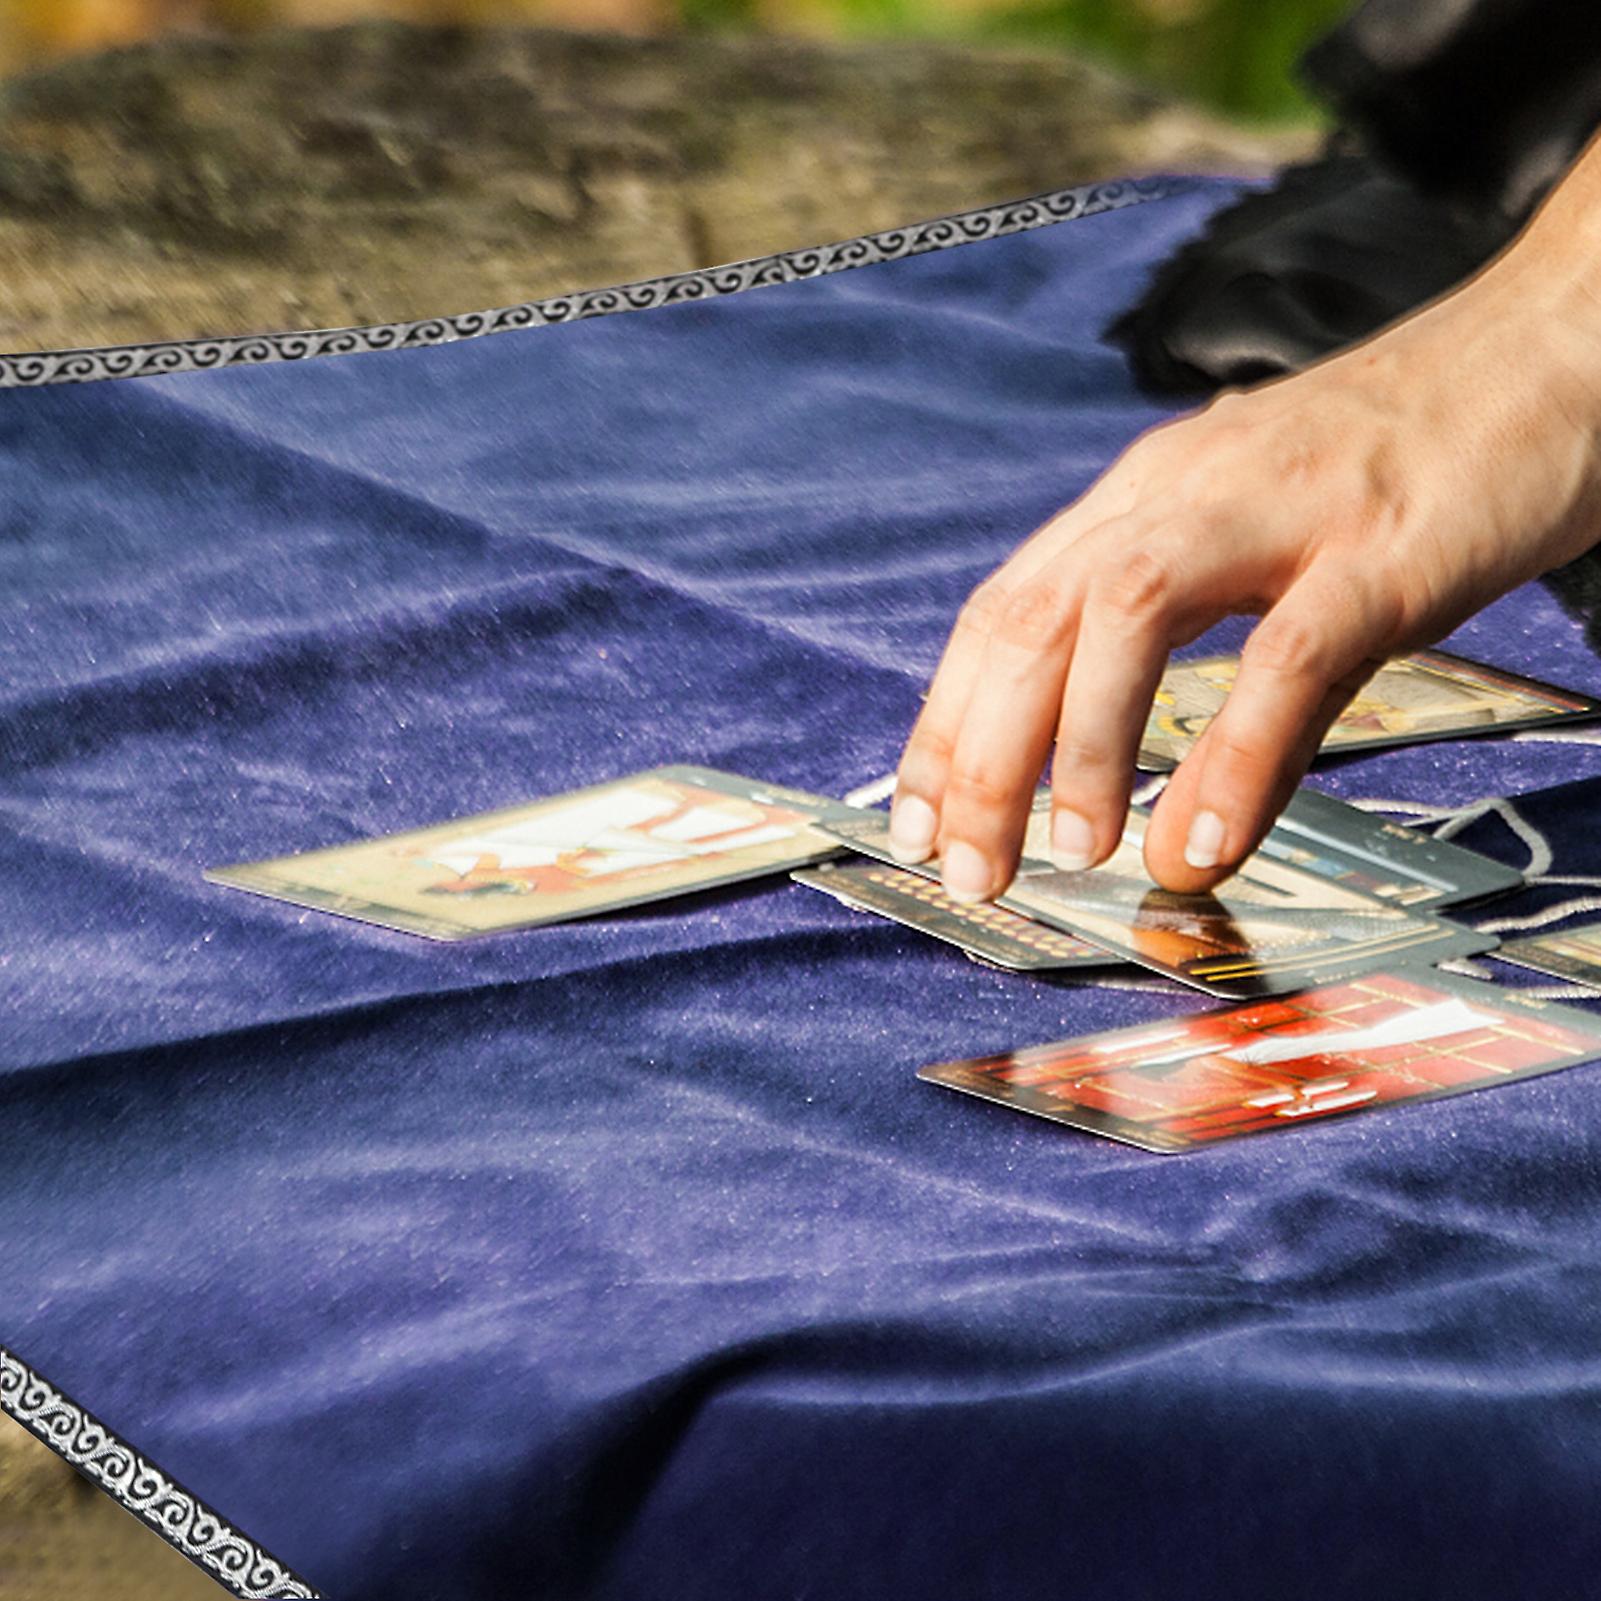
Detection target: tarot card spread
<box><xmin>920</xmin><ymin>969</ymin><xmax>1601</xmax><ymax>1152</ymax></box>
<box><xmin>207</xmin><ymin>766</ymin><xmax>855</xmax><ymax>938</ymax></box>
<box><xmin>1137</xmin><ymin>648</ymin><xmax>1600</xmax><ymax>772</ymax></box>
<box><xmin>822</xmin><ymin>802</ymin><xmax>1496</xmax><ymax>999</ymax></box>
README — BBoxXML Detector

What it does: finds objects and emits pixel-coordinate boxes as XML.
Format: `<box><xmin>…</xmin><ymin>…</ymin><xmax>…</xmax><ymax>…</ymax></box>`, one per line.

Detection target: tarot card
<box><xmin>997</xmin><ymin>858</ymin><xmax>1496</xmax><ymax>999</ymax></box>
<box><xmin>827</xmin><ymin>797</ymin><xmax>1420</xmax><ymax>918</ymax></box>
<box><xmin>207</xmin><ymin>766</ymin><xmax>856</xmax><ymax>939</ymax></box>
<box><xmin>1137</xmin><ymin>648</ymin><xmax>1600</xmax><ymax>771</ymax></box>
<box><xmin>822</xmin><ymin>805</ymin><xmax>1495</xmax><ymax>998</ymax></box>
<box><xmin>1259</xmin><ymin>788</ymin><xmax>1524</xmax><ymax>910</ymax></box>
<box><xmin>791</xmin><ymin>859</ymin><xmax>1114</xmax><ymax>971</ymax></box>
<box><xmin>1494</xmin><ymin>923</ymin><xmax>1601</xmax><ymax>990</ymax></box>
<box><xmin>920</xmin><ymin>967</ymin><xmax>1601</xmax><ymax>1152</ymax></box>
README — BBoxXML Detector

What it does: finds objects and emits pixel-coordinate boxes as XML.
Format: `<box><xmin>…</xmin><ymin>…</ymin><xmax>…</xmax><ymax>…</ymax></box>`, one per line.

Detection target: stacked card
<box><xmin>792</xmin><ymin>858</ymin><xmax>1110</xmax><ymax>972</ymax></box>
<box><xmin>816</xmin><ymin>793</ymin><xmax>1504</xmax><ymax>999</ymax></box>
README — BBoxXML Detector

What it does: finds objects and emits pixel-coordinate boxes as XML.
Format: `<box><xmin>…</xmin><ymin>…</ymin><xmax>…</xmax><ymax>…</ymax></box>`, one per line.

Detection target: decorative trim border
<box><xmin>0</xmin><ymin>175</ymin><xmax>1179</xmax><ymax>388</ymax></box>
<box><xmin>0</xmin><ymin>1346</ymin><xmax>321</xmax><ymax>1599</ymax></box>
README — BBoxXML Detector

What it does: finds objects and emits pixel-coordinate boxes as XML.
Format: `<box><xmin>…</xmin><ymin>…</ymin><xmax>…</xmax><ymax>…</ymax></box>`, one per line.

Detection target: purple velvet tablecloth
<box><xmin>5</xmin><ymin>179</ymin><xmax>1601</xmax><ymax>1599</ymax></box>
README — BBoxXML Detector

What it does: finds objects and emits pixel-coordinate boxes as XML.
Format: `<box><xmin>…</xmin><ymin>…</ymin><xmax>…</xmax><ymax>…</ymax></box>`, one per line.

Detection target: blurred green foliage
<box><xmin>679</xmin><ymin>0</ymin><xmax>1352</xmax><ymax>121</ymax></box>
<box><xmin>982</xmin><ymin>0</ymin><xmax>1350</xmax><ymax>120</ymax></box>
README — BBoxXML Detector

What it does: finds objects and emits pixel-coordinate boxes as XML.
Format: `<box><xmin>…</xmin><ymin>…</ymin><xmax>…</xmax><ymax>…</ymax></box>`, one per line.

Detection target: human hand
<box><xmin>888</xmin><ymin>197</ymin><xmax>1601</xmax><ymax>899</ymax></box>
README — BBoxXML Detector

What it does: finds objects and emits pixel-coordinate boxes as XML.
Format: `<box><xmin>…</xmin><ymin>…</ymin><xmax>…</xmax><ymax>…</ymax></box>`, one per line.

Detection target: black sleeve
<box><xmin>1108</xmin><ymin>0</ymin><xmax>1601</xmax><ymax>395</ymax></box>
<box><xmin>1303</xmin><ymin>0</ymin><xmax>1601</xmax><ymax>216</ymax></box>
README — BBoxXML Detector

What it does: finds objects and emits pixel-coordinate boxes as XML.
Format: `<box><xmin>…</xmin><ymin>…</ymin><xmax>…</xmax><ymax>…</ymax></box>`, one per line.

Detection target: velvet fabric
<box><xmin>6</xmin><ymin>183</ymin><xmax>1601</xmax><ymax>1600</ymax></box>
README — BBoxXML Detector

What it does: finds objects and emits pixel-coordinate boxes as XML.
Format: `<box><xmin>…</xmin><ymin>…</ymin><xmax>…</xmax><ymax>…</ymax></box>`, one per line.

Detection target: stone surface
<box><xmin>0</xmin><ymin>21</ymin><xmax>1313</xmax><ymax>352</ymax></box>
<box><xmin>0</xmin><ymin>1410</ymin><xmax>225</xmax><ymax>1597</ymax></box>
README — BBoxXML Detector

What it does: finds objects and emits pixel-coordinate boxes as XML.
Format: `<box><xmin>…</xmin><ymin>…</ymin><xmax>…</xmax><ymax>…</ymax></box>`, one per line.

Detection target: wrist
<box><xmin>1419</xmin><ymin>179</ymin><xmax>1601</xmax><ymax>568</ymax></box>
<box><xmin>1484</xmin><ymin>134</ymin><xmax>1601</xmax><ymax>391</ymax></box>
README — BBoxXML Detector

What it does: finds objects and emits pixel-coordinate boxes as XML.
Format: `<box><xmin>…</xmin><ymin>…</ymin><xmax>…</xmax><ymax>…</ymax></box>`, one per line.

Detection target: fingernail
<box><xmin>1051</xmin><ymin>808</ymin><xmax>1096</xmax><ymax>872</ymax></box>
<box><xmin>888</xmin><ymin>794</ymin><xmax>937</xmax><ymax>862</ymax></box>
<box><xmin>1185</xmin><ymin>809</ymin><xmax>1227</xmax><ymax>871</ymax></box>
<box><xmin>942</xmin><ymin>841</ymin><xmax>993</xmax><ymax>904</ymax></box>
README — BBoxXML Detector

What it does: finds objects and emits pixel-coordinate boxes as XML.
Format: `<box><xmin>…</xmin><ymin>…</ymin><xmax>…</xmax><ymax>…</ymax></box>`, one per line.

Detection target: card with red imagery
<box><xmin>919</xmin><ymin>969</ymin><xmax>1601</xmax><ymax>1152</ymax></box>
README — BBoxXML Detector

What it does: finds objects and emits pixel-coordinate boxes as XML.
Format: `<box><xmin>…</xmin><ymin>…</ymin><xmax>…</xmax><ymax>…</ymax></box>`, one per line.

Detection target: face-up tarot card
<box><xmin>920</xmin><ymin>968</ymin><xmax>1601</xmax><ymax>1152</ymax></box>
<box><xmin>792</xmin><ymin>859</ymin><xmax>1114</xmax><ymax>971</ymax></box>
<box><xmin>207</xmin><ymin>766</ymin><xmax>855</xmax><ymax>939</ymax></box>
<box><xmin>1494</xmin><ymin>923</ymin><xmax>1601</xmax><ymax>991</ymax></box>
<box><xmin>1260</xmin><ymin>788</ymin><xmax>1523</xmax><ymax>910</ymax></box>
<box><xmin>997</xmin><ymin>838</ymin><xmax>1496</xmax><ymax>999</ymax></box>
<box><xmin>823</xmin><ymin>804</ymin><xmax>1496</xmax><ymax>998</ymax></box>
<box><xmin>1137</xmin><ymin>648</ymin><xmax>1599</xmax><ymax>771</ymax></box>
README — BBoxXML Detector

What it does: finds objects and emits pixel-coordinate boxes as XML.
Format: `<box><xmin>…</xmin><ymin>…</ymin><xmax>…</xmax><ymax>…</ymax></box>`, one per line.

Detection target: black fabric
<box><xmin>1303</xmin><ymin>0</ymin><xmax>1601</xmax><ymax>216</ymax></box>
<box><xmin>1110</xmin><ymin>0</ymin><xmax>1601</xmax><ymax>393</ymax></box>
<box><xmin>1108</xmin><ymin>145</ymin><xmax>1516</xmax><ymax>394</ymax></box>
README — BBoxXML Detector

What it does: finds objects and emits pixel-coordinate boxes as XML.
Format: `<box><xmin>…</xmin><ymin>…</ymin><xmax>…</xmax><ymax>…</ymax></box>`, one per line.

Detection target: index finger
<box><xmin>887</xmin><ymin>471</ymin><xmax>1139</xmax><ymax>865</ymax></box>
<box><xmin>1143</xmin><ymin>563</ymin><xmax>1398</xmax><ymax>890</ymax></box>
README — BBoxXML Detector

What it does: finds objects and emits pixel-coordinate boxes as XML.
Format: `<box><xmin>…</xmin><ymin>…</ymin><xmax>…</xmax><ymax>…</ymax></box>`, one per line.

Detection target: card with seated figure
<box><xmin>920</xmin><ymin>968</ymin><xmax>1601</xmax><ymax>1153</ymax></box>
<box><xmin>994</xmin><ymin>830</ymin><xmax>1496</xmax><ymax>998</ymax></box>
<box><xmin>823</xmin><ymin>801</ymin><xmax>1496</xmax><ymax>998</ymax></box>
<box><xmin>792</xmin><ymin>858</ymin><xmax>1115</xmax><ymax>971</ymax></box>
<box><xmin>207</xmin><ymin>766</ymin><xmax>855</xmax><ymax>939</ymax></box>
<box><xmin>1136</xmin><ymin>648</ymin><xmax>1600</xmax><ymax>772</ymax></box>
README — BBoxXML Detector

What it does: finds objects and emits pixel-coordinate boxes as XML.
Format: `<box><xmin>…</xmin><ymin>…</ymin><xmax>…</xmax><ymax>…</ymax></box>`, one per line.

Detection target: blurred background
<box><xmin>0</xmin><ymin>0</ymin><xmax>1347</xmax><ymax>119</ymax></box>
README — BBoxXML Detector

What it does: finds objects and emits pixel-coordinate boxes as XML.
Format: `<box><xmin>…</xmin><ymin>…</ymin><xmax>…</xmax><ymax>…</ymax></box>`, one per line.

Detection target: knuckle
<box><xmin>1206</xmin><ymin>384</ymin><xmax>1250</xmax><ymax>416</ymax></box>
<box><xmin>1197</xmin><ymin>388</ymin><xmax>1255</xmax><ymax>441</ymax></box>
<box><xmin>1270</xmin><ymin>437</ymin><xmax>1325</xmax><ymax>489</ymax></box>
<box><xmin>943</xmin><ymin>765</ymin><xmax>1022</xmax><ymax>817</ymax></box>
<box><xmin>1117</xmin><ymin>431</ymin><xmax>1170</xmax><ymax>477</ymax></box>
<box><xmin>997</xmin><ymin>576</ymin><xmax>1073</xmax><ymax>654</ymax></box>
<box><xmin>1097</xmin><ymin>549</ymin><xmax>1173</xmax><ymax>625</ymax></box>
<box><xmin>1261</xmin><ymin>418</ymin><xmax>1350</xmax><ymax>493</ymax></box>
<box><xmin>1243</xmin><ymin>615</ymin><xmax>1336</xmax><ymax>682</ymax></box>
<box><xmin>955</xmin><ymin>575</ymin><xmax>1013</xmax><ymax>638</ymax></box>
<box><xmin>1052</xmin><ymin>734</ymin><xmax>1117</xmax><ymax>776</ymax></box>
<box><xmin>913</xmin><ymin>723</ymin><xmax>956</xmax><ymax>763</ymax></box>
<box><xmin>1205</xmin><ymin>722</ymin><xmax>1280</xmax><ymax>783</ymax></box>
